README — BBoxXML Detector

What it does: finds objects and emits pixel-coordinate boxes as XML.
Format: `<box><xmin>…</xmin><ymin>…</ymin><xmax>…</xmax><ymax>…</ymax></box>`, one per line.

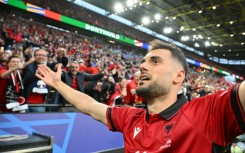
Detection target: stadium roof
<box><xmin>82</xmin><ymin>0</ymin><xmax>245</xmax><ymax>63</ymax></box>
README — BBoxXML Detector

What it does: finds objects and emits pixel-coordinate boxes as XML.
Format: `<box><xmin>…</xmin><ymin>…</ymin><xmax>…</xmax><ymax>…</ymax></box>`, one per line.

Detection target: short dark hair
<box><xmin>69</xmin><ymin>61</ymin><xmax>79</xmax><ymax>65</ymax></box>
<box><xmin>34</xmin><ymin>48</ymin><xmax>47</xmax><ymax>56</ymax></box>
<box><xmin>7</xmin><ymin>55</ymin><xmax>20</xmax><ymax>64</ymax></box>
<box><xmin>149</xmin><ymin>39</ymin><xmax>189</xmax><ymax>78</ymax></box>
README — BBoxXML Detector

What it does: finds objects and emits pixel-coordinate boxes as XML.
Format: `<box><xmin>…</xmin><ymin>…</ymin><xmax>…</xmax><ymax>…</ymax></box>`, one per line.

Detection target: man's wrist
<box><xmin>54</xmin><ymin>79</ymin><xmax>63</xmax><ymax>90</ymax></box>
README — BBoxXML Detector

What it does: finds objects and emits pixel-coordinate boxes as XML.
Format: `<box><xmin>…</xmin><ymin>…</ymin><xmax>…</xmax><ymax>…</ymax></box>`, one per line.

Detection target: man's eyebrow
<box><xmin>150</xmin><ymin>56</ymin><xmax>162</xmax><ymax>61</ymax></box>
<box><xmin>140</xmin><ymin>56</ymin><xmax>163</xmax><ymax>64</ymax></box>
<box><xmin>140</xmin><ymin>59</ymin><xmax>146</xmax><ymax>64</ymax></box>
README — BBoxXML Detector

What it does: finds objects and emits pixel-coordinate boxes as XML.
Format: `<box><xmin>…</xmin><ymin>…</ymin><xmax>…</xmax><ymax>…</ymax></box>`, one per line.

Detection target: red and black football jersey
<box><xmin>106</xmin><ymin>84</ymin><xmax>245</xmax><ymax>153</ymax></box>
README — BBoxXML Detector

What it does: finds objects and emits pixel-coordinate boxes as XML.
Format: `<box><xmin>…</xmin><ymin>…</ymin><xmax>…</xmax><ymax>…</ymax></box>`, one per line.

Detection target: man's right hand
<box><xmin>36</xmin><ymin>64</ymin><xmax>108</xmax><ymax>125</ymax></box>
<box><xmin>35</xmin><ymin>64</ymin><xmax>62</xmax><ymax>88</ymax></box>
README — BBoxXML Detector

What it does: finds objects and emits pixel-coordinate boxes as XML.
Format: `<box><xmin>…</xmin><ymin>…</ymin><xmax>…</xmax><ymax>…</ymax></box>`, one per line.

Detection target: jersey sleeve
<box><xmin>184</xmin><ymin>84</ymin><xmax>245</xmax><ymax>145</ymax></box>
<box><xmin>230</xmin><ymin>84</ymin><xmax>245</xmax><ymax>131</ymax></box>
<box><xmin>106</xmin><ymin>106</ymin><xmax>143</xmax><ymax>132</ymax></box>
<box><xmin>213</xmin><ymin>84</ymin><xmax>245</xmax><ymax>132</ymax></box>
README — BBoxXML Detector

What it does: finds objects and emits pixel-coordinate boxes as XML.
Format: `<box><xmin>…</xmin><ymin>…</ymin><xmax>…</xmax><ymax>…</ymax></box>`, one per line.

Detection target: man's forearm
<box><xmin>55</xmin><ymin>81</ymin><xmax>95</xmax><ymax>114</ymax></box>
<box><xmin>54</xmin><ymin>80</ymin><xmax>108</xmax><ymax>125</ymax></box>
<box><xmin>238</xmin><ymin>81</ymin><xmax>245</xmax><ymax>113</ymax></box>
<box><xmin>35</xmin><ymin>64</ymin><xmax>108</xmax><ymax>124</ymax></box>
<box><xmin>0</xmin><ymin>68</ymin><xmax>16</xmax><ymax>79</ymax></box>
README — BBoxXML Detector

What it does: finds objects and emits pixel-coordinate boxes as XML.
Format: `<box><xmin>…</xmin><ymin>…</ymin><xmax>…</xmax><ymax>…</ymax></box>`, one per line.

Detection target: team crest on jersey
<box><xmin>165</xmin><ymin>123</ymin><xmax>174</xmax><ymax>134</ymax></box>
<box><xmin>163</xmin><ymin>121</ymin><xmax>176</xmax><ymax>140</ymax></box>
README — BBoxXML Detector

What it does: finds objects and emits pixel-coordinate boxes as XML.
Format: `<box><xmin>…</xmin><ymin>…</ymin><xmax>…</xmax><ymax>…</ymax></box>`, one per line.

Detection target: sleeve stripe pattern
<box><xmin>107</xmin><ymin>107</ymin><xmax>117</xmax><ymax>131</ymax></box>
<box><xmin>230</xmin><ymin>84</ymin><xmax>245</xmax><ymax>131</ymax></box>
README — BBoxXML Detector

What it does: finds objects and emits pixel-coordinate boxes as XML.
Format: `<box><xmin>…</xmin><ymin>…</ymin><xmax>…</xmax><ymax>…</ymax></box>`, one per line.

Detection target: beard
<box><xmin>136</xmin><ymin>82</ymin><xmax>169</xmax><ymax>100</ymax></box>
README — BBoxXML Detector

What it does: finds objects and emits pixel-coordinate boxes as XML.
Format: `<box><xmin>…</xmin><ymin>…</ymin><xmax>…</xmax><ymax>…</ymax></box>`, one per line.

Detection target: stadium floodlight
<box><xmin>163</xmin><ymin>27</ymin><xmax>173</xmax><ymax>34</ymax></box>
<box><xmin>181</xmin><ymin>35</ymin><xmax>189</xmax><ymax>41</ymax></box>
<box><xmin>194</xmin><ymin>43</ymin><xmax>200</xmax><ymax>47</ymax></box>
<box><xmin>211</xmin><ymin>41</ymin><xmax>215</xmax><ymax>45</ymax></box>
<box><xmin>154</xmin><ymin>13</ymin><xmax>161</xmax><ymax>21</ymax></box>
<box><xmin>180</xmin><ymin>26</ymin><xmax>184</xmax><ymax>31</ymax></box>
<box><xmin>142</xmin><ymin>17</ymin><xmax>150</xmax><ymax>25</ymax></box>
<box><xmin>198</xmin><ymin>34</ymin><xmax>203</xmax><ymax>39</ymax></box>
<box><xmin>114</xmin><ymin>3</ymin><xmax>124</xmax><ymax>12</ymax></box>
<box><xmin>205</xmin><ymin>41</ymin><xmax>210</xmax><ymax>47</ymax></box>
<box><xmin>127</xmin><ymin>0</ymin><xmax>134</xmax><ymax>7</ymax></box>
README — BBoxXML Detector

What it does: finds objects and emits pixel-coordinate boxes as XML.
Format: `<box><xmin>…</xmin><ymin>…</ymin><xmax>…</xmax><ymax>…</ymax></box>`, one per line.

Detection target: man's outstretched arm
<box><xmin>36</xmin><ymin>64</ymin><xmax>108</xmax><ymax>125</ymax></box>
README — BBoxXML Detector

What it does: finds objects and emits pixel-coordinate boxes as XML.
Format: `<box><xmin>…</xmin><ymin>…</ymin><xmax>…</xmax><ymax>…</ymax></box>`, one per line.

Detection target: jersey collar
<box><xmin>146</xmin><ymin>94</ymin><xmax>188</xmax><ymax>121</ymax></box>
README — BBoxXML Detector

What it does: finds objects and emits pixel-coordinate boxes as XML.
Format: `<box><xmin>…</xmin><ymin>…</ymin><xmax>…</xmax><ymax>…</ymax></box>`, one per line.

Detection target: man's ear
<box><xmin>173</xmin><ymin>69</ymin><xmax>185</xmax><ymax>84</ymax></box>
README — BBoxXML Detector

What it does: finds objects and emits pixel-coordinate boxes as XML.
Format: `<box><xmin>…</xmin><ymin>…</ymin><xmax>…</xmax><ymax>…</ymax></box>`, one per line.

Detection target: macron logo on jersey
<box><xmin>133</xmin><ymin>127</ymin><xmax>142</xmax><ymax>139</ymax></box>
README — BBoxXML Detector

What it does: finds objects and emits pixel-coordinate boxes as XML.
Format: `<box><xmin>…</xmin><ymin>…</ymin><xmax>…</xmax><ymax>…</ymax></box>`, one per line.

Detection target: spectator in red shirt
<box><xmin>35</xmin><ymin>39</ymin><xmax>245</xmax><ymax>152</ymax></box>
<box><xmin>0</xmin><ymin>55</ymin><xmax>26</xmax><ymax>112</ymax></box>
<box><xmin>125</xmin><ymin>71</ymin><xmax>144</xmax><ymax>105</ymax></box>
<box><xmin>55</xmin><ymin>61</ymin><xmax>108</xmax><ymax>112</ymax></box>
<box><xmin>106</xmin><ymin>77</ymin><xmax>127</xmax><ymax>106</ymax></box>
<box><xmin>115</xmin><ymin>77</ymin><xmax>127</xmax><ymax>104</ymax></box>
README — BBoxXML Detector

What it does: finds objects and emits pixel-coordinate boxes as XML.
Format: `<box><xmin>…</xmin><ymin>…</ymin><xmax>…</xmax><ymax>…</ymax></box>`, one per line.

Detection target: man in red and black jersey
<box><xmin>36</xmin><ymin>39</ymin><xmax>245</xmax><ymax>153</ymax></box>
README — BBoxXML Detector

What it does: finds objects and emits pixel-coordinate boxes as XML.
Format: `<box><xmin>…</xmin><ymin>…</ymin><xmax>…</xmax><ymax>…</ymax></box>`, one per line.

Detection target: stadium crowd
<box><xmin>23</xmin><ymin>0</ymin><xmax>156</xmax><ymax>43</ymax></box>
<box><xmin>0</xmin><ymin>8</ymin><xmax>234</xmax><ymax>113</ymax></box>
<box><xmin>22</xmin><ymin>0</ymin><xmax>235</xmax><ymax>74</ymax></box>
